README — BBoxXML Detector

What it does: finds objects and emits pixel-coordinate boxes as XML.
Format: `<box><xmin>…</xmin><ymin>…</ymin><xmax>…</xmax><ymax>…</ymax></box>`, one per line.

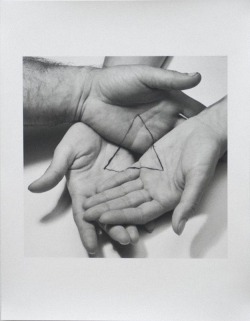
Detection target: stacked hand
<box><xmin>83</xmin><ymin>97</ymin><xmax>227</xmax><ymax>235</ymax></box>
<box><xmin>28</xmin><ymin>123</ymin><xmax>141</xmax><ymax>255</ymax></box>
<box><xmin>79</xmin><ymin>66</ymin><xmax>205</xmax><ymax>153</ymax></box>
<box><xmin>26</xmin><ymin>57</ymin><xmax>227</xmax><ymax>254</ymax></box>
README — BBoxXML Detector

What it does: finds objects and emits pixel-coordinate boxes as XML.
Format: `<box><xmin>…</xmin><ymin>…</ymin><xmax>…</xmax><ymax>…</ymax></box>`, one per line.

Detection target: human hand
<box><xmin>82</xmin><ymin>65</ymin><xmax>205</xmax><ymax>153</ymax></box>
<box><xmin>28</xmin><ymin>123</ymin><xmax>141</xmax><ymax>255</ymax></box>
<box><xmin>84</xmin><ymin>97</ymin><xmax>227</xmax><ymax>235</ymax></box>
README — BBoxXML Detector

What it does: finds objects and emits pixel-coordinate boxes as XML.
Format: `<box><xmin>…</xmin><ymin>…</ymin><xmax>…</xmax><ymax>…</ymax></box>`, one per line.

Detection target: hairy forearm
<box><xmin>103</xmin><ymin>56</ymin><xmax>167</xmax><ymax>68</ymax></box>
<box><xmin>23</xmin><ymin>57</ymin><xmax>92</xmax><ymax>126</ymax></box>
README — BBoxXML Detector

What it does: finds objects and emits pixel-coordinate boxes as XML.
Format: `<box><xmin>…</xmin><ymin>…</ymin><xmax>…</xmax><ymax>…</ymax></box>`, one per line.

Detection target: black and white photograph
<box><xmin>1</xmin><ymin>1</ymin><xmax>250</xmax><ymax>320</ymax></box>
<box><xmin>24</xmin><ymin>56</ymin><xmax>227</xmax><ymax>258</ymax></box>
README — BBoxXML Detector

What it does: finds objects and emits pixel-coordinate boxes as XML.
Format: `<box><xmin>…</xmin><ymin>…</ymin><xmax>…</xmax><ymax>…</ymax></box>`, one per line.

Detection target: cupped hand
<box><xmin>84</xmin><ymin>98</ymin><xmax>227</xmax><ymax>235</ymax></box>
<box><xmin>82</xmin><ymin>66</ymin><xmax>205</xmax><ymax>153</ymax></box>
<box><xmin>28</xmin><ymin>123</ymin><xmax>142</xmax><ymax>255</ymax></box>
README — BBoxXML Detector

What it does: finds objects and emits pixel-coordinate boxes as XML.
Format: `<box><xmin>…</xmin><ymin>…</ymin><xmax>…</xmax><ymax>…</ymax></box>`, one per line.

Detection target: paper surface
<box><xmin>1</xmin><ymin>1</ymin><xmax>250</xmax><ymax>320</ymax></box>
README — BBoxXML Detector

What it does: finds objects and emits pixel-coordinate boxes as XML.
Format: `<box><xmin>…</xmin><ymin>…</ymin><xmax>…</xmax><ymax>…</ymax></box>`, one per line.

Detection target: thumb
<box><xmin>28</xmin><ymin>144</ymin><xmax>73</xmax><ymax>193</ymax></box>
<box><xmin>140</xmin><ymin>67</ymin><xmax>202</xmax><ymax>91</ymax></box>
<box><xmin>172</xmin><ymin>170</ymin><xmax>211</xmax><ymax>235</ymax></box>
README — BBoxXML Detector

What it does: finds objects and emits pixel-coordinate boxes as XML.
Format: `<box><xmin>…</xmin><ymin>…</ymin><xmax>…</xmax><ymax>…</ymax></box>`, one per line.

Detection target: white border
<box><xmin>1</xmin><ymin>1</ymin><xmax>250</xmax><ymax>320</ymax></box>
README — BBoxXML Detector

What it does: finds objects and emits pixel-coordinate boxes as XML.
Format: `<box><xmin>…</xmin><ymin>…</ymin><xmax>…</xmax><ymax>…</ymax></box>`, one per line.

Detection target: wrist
<box><xmin>23</xmin><ymin>58</ymin><xmax>96</xmax><ymax>126</ymax></box>
<box><xmin>195</xmin><ymin>96</ymin><xmax>227</xmax><ymax>157</ymax></box>
<box><xmin>73</xmin><ymin>66</ymin><xmax>96</xmax><ymax>123</ymax></box>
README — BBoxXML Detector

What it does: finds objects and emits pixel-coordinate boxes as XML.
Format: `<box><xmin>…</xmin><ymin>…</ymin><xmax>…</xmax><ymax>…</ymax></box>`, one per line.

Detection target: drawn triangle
<box><xmin>129</xmin><ymin>145</ymin><xmax>164</xmax><ymax>171</ymax></box>
<box><xmin>104</xmin><ymin>115</ymin><xmax>164</xmax><ymax>172</ymax></box>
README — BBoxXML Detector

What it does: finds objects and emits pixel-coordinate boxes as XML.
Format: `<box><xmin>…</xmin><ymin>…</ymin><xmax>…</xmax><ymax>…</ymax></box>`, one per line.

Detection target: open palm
<box><xmin>28</xmin><ymin>123</ymin><xmax>142</xmax><ymax>255</ymax></box>
<box><xmin>84</xmin><ymin>110</ymin><xmax>226</xmax><ymax>235</ymax></box>
<box><xmin>83</xmin><ymin>66</ymin><xmax>205</xmax><ymax>153</ymax></box>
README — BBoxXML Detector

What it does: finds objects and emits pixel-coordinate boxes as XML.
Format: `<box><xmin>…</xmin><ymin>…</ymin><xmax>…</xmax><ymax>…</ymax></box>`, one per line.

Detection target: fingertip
<box><xmin>118</xmin><ymin>234</ymin><xmax>130</xmax><ymax>245</ymax></box>
<box><xmin>129</xmin><ymin>232</ymin><xmax>139</xmax><ymax>244</ymax></box>
<box><xmin>28</xmin><ymin>180</ymin><xmax>41</xmax><ymax>193</ymax></box>
<box><xmin>144</xmin><ymin>221</ymin><xmax>156</xmax><ymax>233</ymax></box>
<box><xmin>84</xmin><ymin>209</ymin><xmax>98</xmax><ymax>222</ymax></box>
<box><xmin>98</xmin><ymin>214</ymin><xmax>109</xmax><ymax>224</ymax></box>
<box><xmin>184</xmin><ymin>72</ymin><xmax>201</xmax><ymax>89</ymax></box>
<box><xmin>177</xmin><ymin>219</ymin><xmax>187</xmax><ymax>235</ymax></box>
<box><xmin>192</xmin><ymin>72</ymin><xmax>202</xmax><ymax>84</ymax></box>
<box><xmin>126</xmin><ymin>226</ymin><xmax>139</xmax><ymax>244</ymax></box>
<box><xmin>172</xmin><ymin>219</ymin><xmax>187</xmax><ymax>236</ymax></box>
<box><xmin>82</xmin><ymin>235</ymin><xmax>98</xmax><ymax>256</ymax></box>
<box><xmin>28</xmin><ymin>183</ymin><xmax>34</xmax><ymax>192</ymax></box>
<box><xmin>172</xmin><ymin>206</ymin><xmax>188</xmax><ymax>235</ymax></box>
<box><xmin>107</xmin><ymin>226</ymin><xmax>131</xmax><ymax>245</ymax></box>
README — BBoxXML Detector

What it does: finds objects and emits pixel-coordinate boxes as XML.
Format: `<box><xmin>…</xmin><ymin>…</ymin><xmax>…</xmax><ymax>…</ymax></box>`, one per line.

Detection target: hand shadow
<box><xmin>24</xmin><ymin>124</ymin><xmax>72</xmax><ymax>223</ymax></box>
<box><xmin>24</xmin><ymin>124</ymin><xmax>70</xmax><ymax>166</ymax></box>
<box><xmin>95</xmin><ymin>215</ymin><xmax>172</xmax><ymax>258</ymax></box>
<box><xmin>100</xmin><ymin>162</ymin><xmax>227</xmax><ymax>258</ymax></box>
<box><xmin>24</xmin><ymin>125</ymin><xmax>227</xmax><ymax>258</ymax></box>
<box><xmin>39</xmin><ymin>184</ymin><xmax>72</xmax><ymax>223</ymax></box>
<box><xmin>189</xmin><ymin>161</ymin><xmax>227</xmax><ymax>258</ymax></box>
<box><xmin>88</xmin><ymin>227</ymin><xmax>147</xmax><ymax>258</ymax></box>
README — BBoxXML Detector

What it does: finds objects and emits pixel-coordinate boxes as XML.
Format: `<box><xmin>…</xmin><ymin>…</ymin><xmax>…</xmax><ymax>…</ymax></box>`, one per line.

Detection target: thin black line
<box><xmin>105</xmin><ymin>165</ymin><xmax>163</xmax><ymax>172</ymax></box>
<box><xmin>104</xmin><ymin>168</ymin><xmax>122</xmax><ymax>173</ymax></box>
<box><xmin>152</xmin><ymin>145</ymin><xmax>164</xmax><ymax>171</ymax></box>
<box><xmin>103</xmin><ymin>115</ymin><xmax>140</xmax><ymax>170</ymax></box>
<box><xmin>104</xmin><ymin>114</ymin><xmax>164</xmax><ymax>172</ymax></box>
<box><xmin>137</xmin><ymin>114</ymin><xmax>155</xmax><ymax>143</ymax></box>
<box><xmin>128</xmin><ymin>165</ymin><xmax>163</xmax><ymax>171</ymax></box>
<box><xmin>137</xmin><ymin>115</ymin><xmax>164</xmax><ymax>170</ymax></box>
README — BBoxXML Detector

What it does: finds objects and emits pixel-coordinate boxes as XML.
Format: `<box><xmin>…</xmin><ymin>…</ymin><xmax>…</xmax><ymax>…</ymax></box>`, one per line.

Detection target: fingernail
<box><xmin>118</xmin><ymin>236</ymin><xmax>130</xmax><ymax>245</ymax></box>
<box><xmin>178</xmin><ymin>219</ymin><xmax>187</xmax><ymax>235</ymax></box>
<box><xmin>188</xmin><ymin>72</ymin><xmax>198</xmax><ymax>77</ymax></box>
<box><xmin>119</xmin><ymin>241</ymin><xmax>130</xmax><ymax>245</ymax></box>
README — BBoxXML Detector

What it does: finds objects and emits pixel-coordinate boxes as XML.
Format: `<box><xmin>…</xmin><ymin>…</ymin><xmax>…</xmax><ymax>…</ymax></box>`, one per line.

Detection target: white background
<box><xmin>1</xmin><ymin>1</ymin><xmax>250</xmax><ymax>320</ymax></box>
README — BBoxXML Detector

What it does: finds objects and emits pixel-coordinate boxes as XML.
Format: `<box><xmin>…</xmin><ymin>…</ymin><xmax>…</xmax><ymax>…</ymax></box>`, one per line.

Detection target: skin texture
<box><xmin>24</xmin><ymin>58</ymin><xmax>205</xmax><ymax>154</ymax></box>
<box><xmin>25</xmin><ymin>59</ymin><xmax>207</xmax><ymax>254</ymax></box>
<box><xmin>102</xmin><ymin>56</ymin><xmax>169</xmax><ymax>232</ymax></box>
<box><xmin>28</xmin><ymin>123</ymin><xmax>143</xmax><ymax>255</ymax></box>
<box><xmin>83</xmin><ymin>66</ymin><xmax>205</xmax><ymax>153</ymax></box>
<box><xmin>84</xmin><ymin>97</ymin><xmax>227</xmax><ymax>235</ymax></box>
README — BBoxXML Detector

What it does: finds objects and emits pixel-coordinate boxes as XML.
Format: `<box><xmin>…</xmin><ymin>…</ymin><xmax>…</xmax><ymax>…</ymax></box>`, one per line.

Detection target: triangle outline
<box><xmin>104</xmin><ymin>114</ymin><xmax>164</xmax><ymax>172</ymax></box>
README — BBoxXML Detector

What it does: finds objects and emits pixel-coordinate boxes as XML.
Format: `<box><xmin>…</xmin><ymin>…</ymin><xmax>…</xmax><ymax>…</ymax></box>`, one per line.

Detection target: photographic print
<box><xmin>2</xmin><ymin>1</ymin><xmax>250</xmax><ymax>320</ymax></box>
<box><xmin>24</xmin><ymin>56</ymin><xmax>227</xmax><ymax>258</ymax></box>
